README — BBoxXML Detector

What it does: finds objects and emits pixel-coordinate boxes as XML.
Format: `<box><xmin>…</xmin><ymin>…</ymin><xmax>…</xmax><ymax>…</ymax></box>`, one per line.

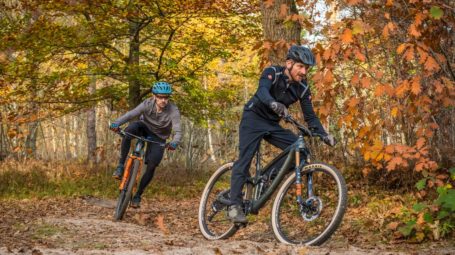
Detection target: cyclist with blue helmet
<box><xmin>109</xmin><ymin>81</ymin><xmax>181</xmax><ymax>208</ymax></box>
<box><xmin>227</xmin><ymin>45</ymin><xmax>337</xmax><ymax>223</ymax></box>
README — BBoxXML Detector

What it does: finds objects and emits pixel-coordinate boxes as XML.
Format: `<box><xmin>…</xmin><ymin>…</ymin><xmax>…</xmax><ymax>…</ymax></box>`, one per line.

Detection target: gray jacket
<box><xmin>113</xmin><ymin>98</ymin><xmax>182</xmax><ymax>143</ymax></box>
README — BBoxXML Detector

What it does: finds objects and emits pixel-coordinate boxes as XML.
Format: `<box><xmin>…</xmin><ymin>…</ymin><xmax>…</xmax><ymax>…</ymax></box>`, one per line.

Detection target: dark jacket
<box><xmin>244</xmin><ymin>66</ymin><xmax>327</xmax><ymax>136</ymax></box>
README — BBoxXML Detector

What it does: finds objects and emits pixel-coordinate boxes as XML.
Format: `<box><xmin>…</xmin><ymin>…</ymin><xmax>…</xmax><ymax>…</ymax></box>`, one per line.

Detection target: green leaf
<box><xmin>438</xmin><ymin>189</ymin><xmax>455</xmax><ymax>211</ymax></box>
<box><xmin>449</xmin><ymin>167</ymin><xmax>455</xmax><ymax>180</ymax></box>
<box><xmin>423</xmin><ymin>212</ymin><xmax>433</xmax><ymax>223</ymax></box>
<box><xmin>437</xmin><ymin>210</ymin><xmax>449</xmax><ymax>220</ymax></box>
<box><xmin>430</xmin><ymin>6</ymin><xmax>443</xmax><ymax>20</ymax></box>
<box><xmin>398</xmin><ymin>220</ymin><xmax>416</xmax><ymax>236</ymax></box>
<box><xmin>413</xmin><ymin>203</ymin><xmax>426</xmax><ymax>212</ymax></box>
<box><xmin>416</xmin><ymin>178</ymin><xmax>427</xmax><ymax>190</ymax></box>
<box><xmin>437</xmin><ymin>186</ymin><xmax>447</xmax><ymax>196</ymax></box>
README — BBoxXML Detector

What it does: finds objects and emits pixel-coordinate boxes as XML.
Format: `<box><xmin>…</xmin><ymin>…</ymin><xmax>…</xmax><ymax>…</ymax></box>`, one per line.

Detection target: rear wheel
<box><xmin>198</xmin><ymin>162</ymin><xmax>239</xmax><ymax>240</ymax></box>
<box><xmin>114</xmin><ymin>159</ymin><xmax>140</xmax><ymax>221</ymax></box>
<box><xmin>271</xmin><ymin>162</ymin><xmax>347</xmax><ymax>245</ymax></box>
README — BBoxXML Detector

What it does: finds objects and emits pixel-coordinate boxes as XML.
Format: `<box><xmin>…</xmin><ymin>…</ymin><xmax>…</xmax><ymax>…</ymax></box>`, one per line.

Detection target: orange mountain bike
<box><xmin>114</xmin><ymin>130</ymin><xmax>165</xmax><ymax>220</ymax></box>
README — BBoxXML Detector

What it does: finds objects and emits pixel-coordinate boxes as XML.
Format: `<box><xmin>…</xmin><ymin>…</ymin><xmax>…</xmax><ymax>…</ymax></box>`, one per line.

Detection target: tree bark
<box><xmin>127</xmin><ymin>20</ymin><xmax>142</xmax><ymax>109</ymax></box>
<box><xmin>87</xmin><ymin>61</ymin><xmax>97</xmax><ymax>163</ymax></box>
<box><xmin>261</xmin><ymin>0</ymin><xmax>301</xmax><ymax>65</ymax></box>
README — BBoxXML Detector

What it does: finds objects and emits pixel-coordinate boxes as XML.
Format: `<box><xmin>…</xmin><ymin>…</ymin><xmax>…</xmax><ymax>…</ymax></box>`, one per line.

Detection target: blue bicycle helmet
<box><xmin>287</xmin><ymin>45</ymin><xmax>316</xmax><ymax>66</ymax></box>
<box><xmin>151</xmin><ymin>81</ymin><xmax>172</xmax><ymax>95</ymax></box>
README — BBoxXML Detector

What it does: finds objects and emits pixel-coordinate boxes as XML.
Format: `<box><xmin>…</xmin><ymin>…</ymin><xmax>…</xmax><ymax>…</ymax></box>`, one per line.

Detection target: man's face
<box><xmin>154</xmin><ymin>94</ymin><xmax>170</xmax><ymax>109</ymax></box>
<box><xmin>286</xmin><ymin>60</ymin><xmax>310</xmax><ymax>82</ymax></box>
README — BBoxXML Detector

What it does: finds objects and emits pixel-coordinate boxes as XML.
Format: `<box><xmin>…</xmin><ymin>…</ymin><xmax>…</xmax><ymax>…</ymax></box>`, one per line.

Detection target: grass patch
<box><xmin>0</xmin><ymin>159</ymin><xmax>211</xmax><ymax>200</ymax></box>
<box><xmin>32</xmin><ymin>223</ymin><xmax>64</xmax><ymax>239</ymax></box>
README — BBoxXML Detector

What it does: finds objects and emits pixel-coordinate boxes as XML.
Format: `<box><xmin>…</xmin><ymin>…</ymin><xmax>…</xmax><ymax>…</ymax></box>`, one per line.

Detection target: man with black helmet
<box><xmin>227</xmin><ymin>45</ymin><xmax>336</xmax><ymax>223</ymax></box>
<box><xmin>109</xmin><ymin>81</ymin><xmax>182</xmax><ymax>208</ymax></box>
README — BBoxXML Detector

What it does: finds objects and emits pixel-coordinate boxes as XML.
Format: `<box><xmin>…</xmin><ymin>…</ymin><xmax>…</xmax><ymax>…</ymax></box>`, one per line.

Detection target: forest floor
<box><xmin>1</xmin><ymin>196</ymin><xmax>454</xmax><ymax>255</ymax></box>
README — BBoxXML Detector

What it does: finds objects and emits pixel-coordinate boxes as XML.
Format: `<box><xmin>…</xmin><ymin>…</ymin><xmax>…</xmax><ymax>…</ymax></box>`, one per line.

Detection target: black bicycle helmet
<box><xmin>286</xmin><ymin>45</ymin><xmax>316</xmax><ymax>66</ymax></box>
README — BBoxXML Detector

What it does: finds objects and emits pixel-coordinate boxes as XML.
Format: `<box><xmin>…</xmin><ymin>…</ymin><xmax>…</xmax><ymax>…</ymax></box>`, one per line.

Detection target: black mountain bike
<box><xmin>198</xmin><ymin>115</ymin><xmax>347</xmax><ymax>245</ymax></box>
<box><xmin>114</xmin><ymin>129</ymin><xmax>165</xmax><ymax>220</ymax></box>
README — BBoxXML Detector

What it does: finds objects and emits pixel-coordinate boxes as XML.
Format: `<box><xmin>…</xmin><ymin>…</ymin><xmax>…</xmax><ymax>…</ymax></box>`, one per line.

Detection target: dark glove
<box><xmin>269</xmin><ymin>101</ymin><xmax>289</xmax><ymax>118</ymax></box>
<box><xmin>166</xmin><ymin>141</ymin><xmax>178</xmax><ymax>151</ymax></box>
<box><xmin>109</xmin><ymin>123</ymin><xmax>120</xmax><ymax>132</ymax></box>
<box><xmin>322</xmin><ymin>134</ymin><xmax>337</xmax><ymax>147</ymax></box>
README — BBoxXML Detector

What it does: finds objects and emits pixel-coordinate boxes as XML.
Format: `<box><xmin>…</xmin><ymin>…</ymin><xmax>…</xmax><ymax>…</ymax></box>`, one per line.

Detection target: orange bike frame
<box><xmin>119</xmin><ymin>155</ymin><xmax>143</xmax><ymax>190</ymax></box>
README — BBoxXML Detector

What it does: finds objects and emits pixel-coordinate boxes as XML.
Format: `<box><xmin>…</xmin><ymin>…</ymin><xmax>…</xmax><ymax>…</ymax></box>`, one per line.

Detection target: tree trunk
<box><xmin>128</xmin><ymin>20</ymin><xmax>142</xmax><ymax>109</ymax></box>
<box><xmin>87</xmin><ymin>61</ymin><xmax>97</xmax><ymax>163</ymax></box>
<box><xmin>203</xmin><ymin>74</ymin><xmax>216</xmax><ymax>162</ymax></box>
<box><xmin>261</xmin><ymin>0</ymin><xmax>301</xmax><ymax>65</ymax></box>
<box><xmin>25</xmin><ymin>122</ymin><xmax>39</xmax><ymax>158</ymax></box>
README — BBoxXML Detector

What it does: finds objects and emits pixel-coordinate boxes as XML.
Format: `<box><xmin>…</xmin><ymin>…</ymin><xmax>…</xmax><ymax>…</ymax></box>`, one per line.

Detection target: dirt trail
<box><xmin>0</xmin><ymin>197</ymin><xmax>453</xmax><ymax>255</ymax></box>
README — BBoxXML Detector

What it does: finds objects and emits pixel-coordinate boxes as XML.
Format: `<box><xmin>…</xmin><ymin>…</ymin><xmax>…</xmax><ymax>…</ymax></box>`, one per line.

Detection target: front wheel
<box><xmin>271</xmin><ymin>162</ymin><xmax>347</xmax><ymax>245</ymax></box>
<box><xmin>114</xmin><ymin>159</ymin><xmax>140</xmax><ymax>221</ymax></box>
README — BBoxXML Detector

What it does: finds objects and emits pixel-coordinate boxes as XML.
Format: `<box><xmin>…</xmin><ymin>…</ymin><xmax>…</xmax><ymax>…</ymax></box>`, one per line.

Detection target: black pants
<box><xmin>230</xmin><ymin>110</ymin><xmax>297</xmax><ymax>206</ymax></box>
<box><xmin>118</xmin><ymin>121</ymin><xmax>165</xmax><ymax>197</ymax></box>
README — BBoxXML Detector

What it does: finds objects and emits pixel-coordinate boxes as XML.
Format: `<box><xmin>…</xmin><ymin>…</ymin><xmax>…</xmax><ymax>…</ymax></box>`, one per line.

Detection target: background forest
<box><xmin>1</xmin><ymin>0</ymin><xmax>454</xmax><ymax>248</ymax></box>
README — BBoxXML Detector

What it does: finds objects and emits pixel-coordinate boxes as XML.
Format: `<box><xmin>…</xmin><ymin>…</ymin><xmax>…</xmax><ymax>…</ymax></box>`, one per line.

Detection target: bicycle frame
<box><xmin>119</xmin><ymin>140</ymin><xmax>145</xmax><ymax>190</ymax></box>
<box><xmin>242</xmin><ymin>116</ymin><xmax>319</xmax><ymax>215</ymax></box>
<box><xmin>118</xmin><ymin>131</ymin><xmax>165</xmax><ymax>191</ymax></box>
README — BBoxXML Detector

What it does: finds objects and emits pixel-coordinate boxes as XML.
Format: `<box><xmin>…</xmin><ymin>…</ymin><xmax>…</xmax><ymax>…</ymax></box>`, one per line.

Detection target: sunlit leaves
<box><xmin>341</xmin><ymin>28</ymin><xmax>353</xmax><ymax>44</ymax></box>
<box><xmin>429</xmin><ymin>6</ymin><xmax>443</xmax><ymax>20</ymax></box>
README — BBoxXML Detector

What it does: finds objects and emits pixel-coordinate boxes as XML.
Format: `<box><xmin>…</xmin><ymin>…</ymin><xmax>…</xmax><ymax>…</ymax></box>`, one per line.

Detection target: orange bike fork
<box><xmin>295</xmin><ymin>150</ymin><xmax>302</xmax><ymax>197</ymax></box>
<box><xmin>119</xmin><ymin>155</ymin><xmax>143</xmax><ymax>190</ymax></box>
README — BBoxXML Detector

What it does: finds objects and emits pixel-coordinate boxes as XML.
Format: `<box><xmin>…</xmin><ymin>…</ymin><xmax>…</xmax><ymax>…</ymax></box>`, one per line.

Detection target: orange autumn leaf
<box><xmin>415</xmin><ymin>162</ymin><xmax>425</xmax><ymax>172</ymax></box>
<box><xmin>295</xmin><ymin>0</ymin><xmax>304</xmax><ymax>6</ymax></box>
<box><xmin>347</xmin><ymin>97</ymin><xmax>360</xmax><ymax>108</ymax></box>
<box><xmin>388</xmin><ymin>222</ymin><xmax>400</xmax><ymax>230</ymax></box>
<box><xmin>279</xmin><ymin>4</ymin><xmax>288</xmax><ymax>19</ymax></box>
<box><xmin>341</xmin><ymin>28</ymin><xmax>353</xmax><ymax>44</ymax></box>
<box><xmin>347</xmin><ymin>0</ymin><xmax>363</xmax><ymax>6</ymax></box>
<box><xmin>374</xmin><ymin>85</ymin><xmax>386</xmax><ymax>96</ymax></box>
<box><xmin>323</xmin><ymin>48</ymin><xmax>331</xmax><ymax>60</ymax></box>
<box><xmin>155</xmin><ymin>214</ymin><xmax>170</xmax><ymax>235</ymax></box>
<box><xmin>417</xmin><ymin>47</ymin><xmax>428</xmax><ymax>64</ymax></box>
<box><xmin>397</xmin><ymin>43</ymin><xmax>408</xmax><ymax>54</ymax></box>
<box><xmin>416</xmin><ymin>137</ymin><xmax>426</xmax><ymax>149</ymax></box>
<box><xmin>395</xmin><ymin>80</ymin><xmax>410</xmax><ymax>98</ymax></box>
<box><xmin>387</xmin><ymin>21</ymin><xmax>396</xmax><ymax>32</ymax></box>
<box><xmin>351</xmin><ymin>73</ymin><xmax>360</xmax><ymax>85</ymax></box>
<box><xmin>415</xmin><ymin>13</ymin><xmax>425</xmax><ymax>26</ymax></box>
<box><xmin>391</xmin><ymin>107</ymin><xmax>399</xmax><ymax>117</ymax></box>
<box><xmin>263</xmin><ymin>41</ymin><xmax>273</xmax><ymax>50</ymax></box>
<box><xmin>387</xmin><ymin>156</ymin><xmax>404</xmax><ymax>171</ymax></box>
<box><xmin>385</xmin><ymin>145</ymin><xmax>394</xmax><ymax>154</ymax></box>
<box><xmin>264</xmin><ymin>0</ymin><xmax>274</xmax><ymax>8</ymax></box>
<box><xmin>409</xmin><ymin>23</ymin><xmax>421</xmax><ymax>37</ymax></box>
<box><xmin>386</xmin><ymin>0</ymin><xmax>393</xmax><ymax>6</ymax></box>
<box><xmin>404</xmin><ymin>47</ymin><xmax>415</xmax><ymax>61</ymax></box>
<box><xmin>361</xmin><ymin>76</ymin><xmax>371</xmax><ymax>88</ymax></box>
<box><xmin>354</xmin><ymin>49</ymin><xmax>366</xmax><ymax>62</ymax></box>
<box><xmin>382</xmin><ymin>25</ymin><xmax>390</xmax><ymax>38</ymax></box>
<box><xmin>434</xmin><ymin>80</ymin><xmax>444</xmax><ymax>94</ymax></box>
<box><xmin>424</xmin><ymin>56</ymin><xmax>440</xmax><ymax>72</ymax></box>
<box><xmin>411</xmin><ymin>78</ymin><xmax>422</xmax><ymax>95</ymax></box>
<box><xmin>323</xmin><ymin>69</ymin><xmax>334</xmax><ymax>83</ymax></box>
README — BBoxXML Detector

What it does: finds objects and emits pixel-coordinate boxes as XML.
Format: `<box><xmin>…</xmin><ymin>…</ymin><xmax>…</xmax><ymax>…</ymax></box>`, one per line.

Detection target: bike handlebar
<box><xmin>284</xmin><ymin>115</ymin><xmax>324</xmax><ymax>139</ymax></box>
<box><xmin>117</xmin><ymin>129</ymin><xmax>166</xmax><ymax>147</ymax></box>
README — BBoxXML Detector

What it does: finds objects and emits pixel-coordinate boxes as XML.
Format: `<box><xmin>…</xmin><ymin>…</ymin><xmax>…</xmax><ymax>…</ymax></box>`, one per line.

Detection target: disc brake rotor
<box><xmin>301</xmin><ymin>196</ymin><xmax>323</xmax><ymax>221</ymax></box>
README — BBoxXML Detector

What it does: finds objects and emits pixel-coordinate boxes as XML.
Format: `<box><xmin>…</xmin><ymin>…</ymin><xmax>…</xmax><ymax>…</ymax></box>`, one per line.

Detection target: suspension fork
<box><xmin>119</xmin><ymin>140</ymin><xmax>144</xmax><ymax>190</ymax></box>
<box><xmin>294</xmin><ymin>135</ymin><xmax>304</xmax><ymax>204</ymax></box>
